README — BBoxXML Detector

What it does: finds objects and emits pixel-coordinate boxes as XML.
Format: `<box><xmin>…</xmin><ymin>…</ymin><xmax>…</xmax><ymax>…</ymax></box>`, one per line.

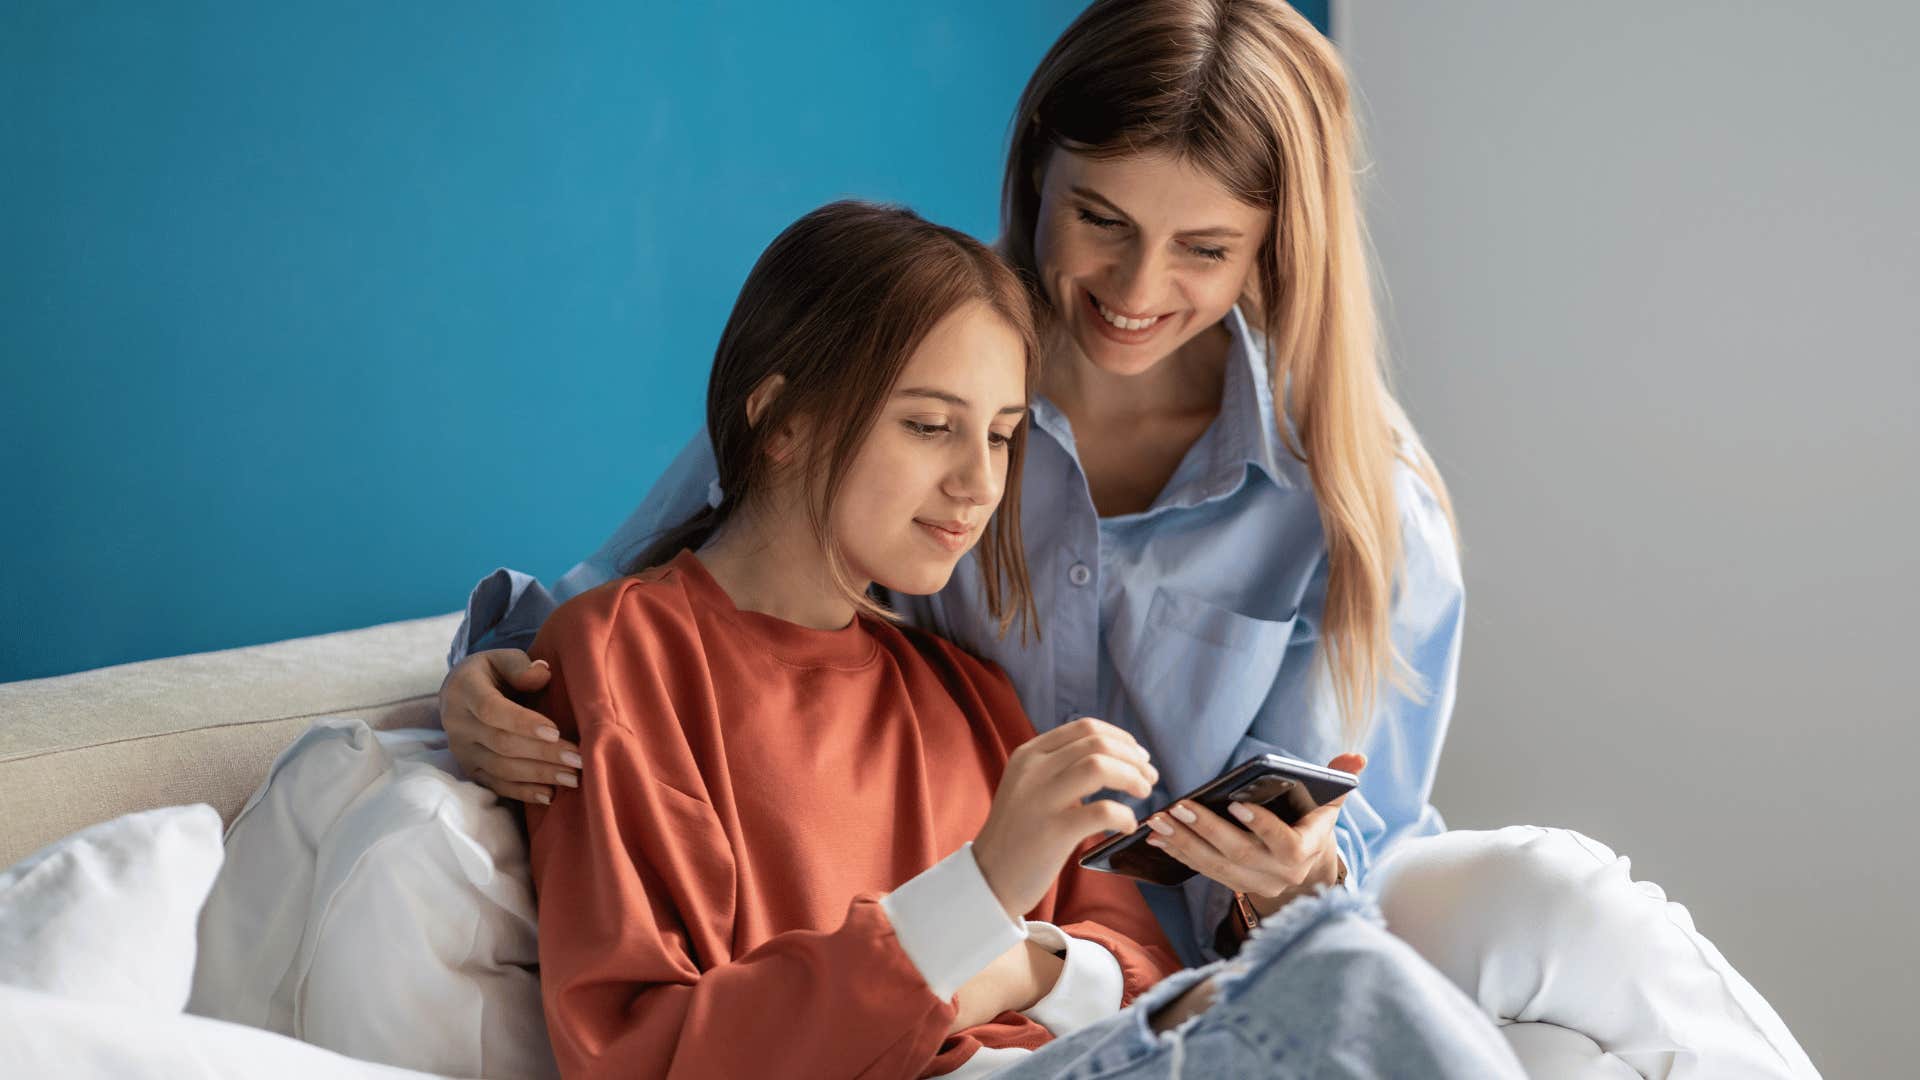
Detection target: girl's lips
<box><xmin>914</xmin><ymin>519</ymin><xmax>972</xmax><ymax>553</ymax></box>
<box><xmin>1082</xmin><ymin>287</ymin><xmax>1171</xmax><ymax>345</ymax></box>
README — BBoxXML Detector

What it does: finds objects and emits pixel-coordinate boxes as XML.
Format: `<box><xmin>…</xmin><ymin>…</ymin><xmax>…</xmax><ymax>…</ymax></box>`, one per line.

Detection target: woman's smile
<box><xmin>1083</xmin><ymin>286</ymin><xmax>1173</xmax><ymax>344</ymax></box>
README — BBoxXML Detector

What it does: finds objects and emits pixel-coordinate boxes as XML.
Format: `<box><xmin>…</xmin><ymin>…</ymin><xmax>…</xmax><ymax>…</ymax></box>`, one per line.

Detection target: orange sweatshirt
<box><xmin>523</xmin><ymin>551</ymin><xmax>1181</xmax><ymax>1079</ymax></box>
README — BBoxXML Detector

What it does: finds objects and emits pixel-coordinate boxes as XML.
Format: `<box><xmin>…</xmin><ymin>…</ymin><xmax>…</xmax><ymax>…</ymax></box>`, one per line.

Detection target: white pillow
<box><xmin>0</xmin><ymin>803</ymin><xmax>223</xmax><ymax>1013</ymax></box>
<box><xmin>189</xmin><ymin>720</ymin><xmax>433</xmax><ymax>1032</ymax></box>
<box><xmin>190</xmin><ymin>719</ymin><xmax>557</xmax><ymax>1080</ymax></box>
<box><xmin>0</xmin><ymin>982</ymin><xmax>450</xmax><ymax>1080</ymax></box>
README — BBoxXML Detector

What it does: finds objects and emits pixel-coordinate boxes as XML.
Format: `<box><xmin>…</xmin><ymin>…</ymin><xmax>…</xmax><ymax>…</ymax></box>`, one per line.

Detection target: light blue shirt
<box><xmin>451</xmin><ymin>308</ymin><xmax>1464</xmax><ymax>964</ymax></box>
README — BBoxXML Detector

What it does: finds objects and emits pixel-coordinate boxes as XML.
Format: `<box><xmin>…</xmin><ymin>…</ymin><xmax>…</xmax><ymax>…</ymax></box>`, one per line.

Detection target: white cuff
<box><xmin>880</xmin><ymin>843</ymin><xmax>1027</xmax><ymax>999</ymax></box>
<box><xmin>1020</xmin><ymin>922</ymin><xmax>1124</xmax><ymax>1036</ymax></box>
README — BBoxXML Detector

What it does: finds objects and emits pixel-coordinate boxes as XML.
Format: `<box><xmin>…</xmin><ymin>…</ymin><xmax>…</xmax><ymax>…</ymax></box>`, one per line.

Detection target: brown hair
<box><xmin>626</xmin><ymin>200</ymin><xmax>1041</xmax><ymax>640</ymax></box>
<box><xmin>1001</xmin><ymin>0</ymin><xmax>1458</xmax><ymax>742</ymax></box>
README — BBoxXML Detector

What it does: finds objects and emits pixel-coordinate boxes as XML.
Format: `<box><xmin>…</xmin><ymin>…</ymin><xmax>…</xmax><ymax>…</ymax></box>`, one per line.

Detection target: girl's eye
<box><xmin>904</xmin><ymin>420</ymin><xmax>949</xmax><ymax>437</ymax></box>
<box><xmin>988</xmin><ymin>432</ymin><xmax>1012</xmax><ymax>449</ymax></box>
<box><xmin>1076</xmin><ymin>207</ymin><xmax>1125</xmax><ymax>230</ymax></box>
<box><xmin>1188</xmin><ymin>244</ymin><xmax>1229</xmax><ymax>263</ymax></box>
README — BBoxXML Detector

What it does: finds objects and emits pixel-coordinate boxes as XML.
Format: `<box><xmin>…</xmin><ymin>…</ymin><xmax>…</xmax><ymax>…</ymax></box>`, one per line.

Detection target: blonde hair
<box><xmin>1001</xmin><ymin>0</ymin><xmax>1457</xmax><ymax>743</ymax></box>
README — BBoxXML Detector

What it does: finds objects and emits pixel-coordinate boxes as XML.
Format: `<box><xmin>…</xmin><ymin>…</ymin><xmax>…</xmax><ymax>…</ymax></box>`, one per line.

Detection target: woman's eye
<box><xmin>1189</xmin><ymin>244</ymin><xmax>1229</xmax><ymax>263</ymax></box>
<box><xmin>904</xmin><ymin>420</ymin><xmax>949</xmax><ymax>437</ymax></box>
<box><xmin>988</xmin><ymin>432</ymin><xmax>1011</xmax><ymax>448</ymax></box>
<box><xmin>1076</xmin><ymin>207</ymin><xmax>1125</xmax><ymax>230</ymax></box>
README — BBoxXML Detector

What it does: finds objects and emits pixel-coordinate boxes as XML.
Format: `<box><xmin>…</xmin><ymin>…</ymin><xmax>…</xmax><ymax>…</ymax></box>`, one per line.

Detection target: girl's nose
<box><xmin>947</xmin><ymin>442</ymin><xmax>998</xmax><ymax>504</ymax></box>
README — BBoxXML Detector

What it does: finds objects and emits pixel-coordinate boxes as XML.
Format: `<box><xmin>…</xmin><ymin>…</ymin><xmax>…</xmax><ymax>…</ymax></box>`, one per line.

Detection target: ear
<box><xmin>745</xmin><ymin>374</ymin><xmax>809</xmax><ymax>467</ymax></box>
<box><xmin>744</xmin><ymin>373</ymin><xmax>786</xmax><ymax>429</ymax></box>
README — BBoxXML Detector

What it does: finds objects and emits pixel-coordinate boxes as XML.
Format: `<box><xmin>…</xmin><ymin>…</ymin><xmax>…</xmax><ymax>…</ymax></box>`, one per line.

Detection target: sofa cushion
<box><xmin>0</xmin><ymin>612</ymin><xmax>460</xmax><ymax>869</ymax></box>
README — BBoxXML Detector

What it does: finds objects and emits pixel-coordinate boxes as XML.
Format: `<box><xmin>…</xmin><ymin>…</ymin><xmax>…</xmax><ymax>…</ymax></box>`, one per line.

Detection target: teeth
<box><xmin>1095</xmin><ymin>298</ymin><xmax>1161</xmax><ymax>332</ymax></box>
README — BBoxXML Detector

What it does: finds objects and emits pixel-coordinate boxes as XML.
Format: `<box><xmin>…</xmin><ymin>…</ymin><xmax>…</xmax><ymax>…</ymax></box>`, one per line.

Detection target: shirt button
<box><xmin>1068</xmin><ymin>563</ymin><xmax>1092</xmax><ymax>587</ymax></box>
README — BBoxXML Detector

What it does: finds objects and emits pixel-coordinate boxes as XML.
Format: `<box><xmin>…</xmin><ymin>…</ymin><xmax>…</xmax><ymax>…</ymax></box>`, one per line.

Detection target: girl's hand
<box><xmin>440</xmin><ymin>649</ymin><xmax>583</xmax><ymax>805</ymax></box>
<box><xmin>945</xmin><ymin>940</ymin><xmax>1065</xmax><ymax>1035</ymax></box>
<box><xmin>1144</xmin><ymin>753</ymin><xmax>1366</xmax><ymax>916</ymax></box>
<box><xmin>973</xmin><ymin>717</ymin><xmax>1159</xmax><ymax>920</ymax></box>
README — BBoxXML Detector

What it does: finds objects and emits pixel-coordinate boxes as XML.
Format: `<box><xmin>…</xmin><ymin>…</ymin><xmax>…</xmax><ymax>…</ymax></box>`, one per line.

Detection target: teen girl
<box><xmin>454</xmin><ymin>3</ymin><xmax>1816</xmax><ymax>1076</ymax></box>
<box><xmin>522</xmin><ymin>199</ymin><xmax>1520</xmax><ymax>1078</ymax></box>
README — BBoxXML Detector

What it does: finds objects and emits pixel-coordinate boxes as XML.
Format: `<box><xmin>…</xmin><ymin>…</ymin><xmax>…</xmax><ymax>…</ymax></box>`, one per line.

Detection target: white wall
<box><xmin>1342</xmin><ymin>3</ymin><xmax>1918</xmax><ymax>1075</ymax></box>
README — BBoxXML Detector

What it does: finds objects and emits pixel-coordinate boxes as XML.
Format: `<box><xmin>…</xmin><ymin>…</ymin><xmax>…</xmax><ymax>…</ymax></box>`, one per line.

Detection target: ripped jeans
<box><xmin>995</xmin><ymin>888</ymin><xmax>1525</xmax><ymax>1080</ymax></box>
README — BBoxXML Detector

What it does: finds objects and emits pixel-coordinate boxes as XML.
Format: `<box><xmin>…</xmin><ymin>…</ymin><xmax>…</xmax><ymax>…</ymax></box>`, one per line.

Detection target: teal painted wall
<box><xmin>1</xmin><ymin>1</ymin><xmax>1331</xmax><ymax>682</ymax></box>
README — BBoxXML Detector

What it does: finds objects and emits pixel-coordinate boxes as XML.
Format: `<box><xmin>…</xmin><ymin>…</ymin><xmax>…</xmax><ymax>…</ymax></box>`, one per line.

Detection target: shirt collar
<box><xmin>1028</xmin><ymin>306</ymin><xmax>1299</xmax><ymax>516</ymax></box>
<box><xmin>1213</xmin><ymin>305</ymin><xmax>1299</xmax><ymax>494</ymax></box>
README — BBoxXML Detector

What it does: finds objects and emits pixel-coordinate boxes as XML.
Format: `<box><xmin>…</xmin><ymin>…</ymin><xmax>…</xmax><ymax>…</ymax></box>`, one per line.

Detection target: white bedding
<box><xmin>0</xmin><ymin>982</ymin><xmax>463</xmax><ymax>1080</ymax></box>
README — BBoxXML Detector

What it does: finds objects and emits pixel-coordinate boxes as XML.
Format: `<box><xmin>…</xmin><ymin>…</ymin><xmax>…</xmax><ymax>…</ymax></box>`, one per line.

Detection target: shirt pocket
<box><xmin>1117</xmin><ymin>588</ymin><xmax>1299</xmax><ymax>792</ymax></box>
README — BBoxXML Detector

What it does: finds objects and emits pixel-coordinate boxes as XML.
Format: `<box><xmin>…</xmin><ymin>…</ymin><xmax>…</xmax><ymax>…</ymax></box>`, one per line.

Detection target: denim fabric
<box><xmin>994</xmin><ymin>889</ymin><xmax>1525</xmax><ymax>1080</ymax></box>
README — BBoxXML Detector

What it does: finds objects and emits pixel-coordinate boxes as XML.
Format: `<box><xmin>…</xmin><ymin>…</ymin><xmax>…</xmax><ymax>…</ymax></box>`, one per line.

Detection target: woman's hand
<box><xmin>945</xmin><ymin>940</ymin><xmax>1065</xmax><ymax>1035</ymax></box>
<box><xmin>973</xmin><ymin>717</ymin><xmax>1158</xmax><ymax>920</ymax></box>
<box><xmin>1144</xmin><ymin>753</ymin><xmax>1366</xmax><ymax>917</ymax></box>
<box><xmin>440</xmin><ymin>649</ymin><xmax>583</xmax><ymax>805</ymax></box>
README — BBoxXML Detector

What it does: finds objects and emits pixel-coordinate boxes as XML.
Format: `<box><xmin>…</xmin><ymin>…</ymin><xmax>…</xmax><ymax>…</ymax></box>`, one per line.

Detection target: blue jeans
<box><xmin>997</xmin><ymin>888</ymin><xmax>1526</xmax><ymax>1079</ymax></box>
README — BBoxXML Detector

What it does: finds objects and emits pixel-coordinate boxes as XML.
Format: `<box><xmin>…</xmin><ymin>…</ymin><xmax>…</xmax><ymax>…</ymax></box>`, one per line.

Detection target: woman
<box><xmin>525</xmin><ymin>198</ymin><xmax>1521</xmax><ymax>1078</ymax></box>
<box><xmin>447</xmin><ymin>3</ymin><xmax>1816</xmax><ymax>1076</ymax></box>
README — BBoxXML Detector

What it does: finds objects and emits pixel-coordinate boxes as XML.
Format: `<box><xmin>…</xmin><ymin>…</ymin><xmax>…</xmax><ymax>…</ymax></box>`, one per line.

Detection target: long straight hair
<box><xmin>626</xmin><ymin>200</ymin><xmax>1042</xmax><ymax>640</ymax></box>
<box><xmin>1001</xmin><ymin>0</ymin><xmax>1458</xmax><ymax>742</ymax></box>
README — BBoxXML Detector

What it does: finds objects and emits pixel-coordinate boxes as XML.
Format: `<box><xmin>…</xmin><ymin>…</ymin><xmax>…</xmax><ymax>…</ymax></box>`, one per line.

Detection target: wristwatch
<box><xmin>1214</xmin><ymin>855</ymin><xmax>1349</xmax><ymax>959</ymax></box>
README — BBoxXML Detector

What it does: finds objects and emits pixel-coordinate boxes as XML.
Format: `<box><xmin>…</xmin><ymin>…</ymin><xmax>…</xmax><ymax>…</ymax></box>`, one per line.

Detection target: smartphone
<box><xmin>1077</xmin><ymin>753</ymin><xmax>1358</xmax><ymax>886</ymax></box>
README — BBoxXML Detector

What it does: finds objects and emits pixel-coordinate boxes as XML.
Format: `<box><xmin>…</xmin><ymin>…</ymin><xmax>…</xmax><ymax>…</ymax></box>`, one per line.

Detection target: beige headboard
<box><xmin>0</xmin><ymin>612</ymin><xmax>462</xmax><ymax>869</ymax></box>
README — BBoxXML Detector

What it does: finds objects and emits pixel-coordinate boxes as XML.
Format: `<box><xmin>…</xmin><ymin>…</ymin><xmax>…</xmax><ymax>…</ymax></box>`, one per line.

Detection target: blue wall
<box><xmin>1</xmin><ymin>1</ymin><xmax>1330</xmax><ymax>683</ymax></box>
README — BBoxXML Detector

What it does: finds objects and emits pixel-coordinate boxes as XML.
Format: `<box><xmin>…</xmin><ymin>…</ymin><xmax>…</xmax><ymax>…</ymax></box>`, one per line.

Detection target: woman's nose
<box><xmin>1107</xmin><ymin>246</ymin><xmax>1169</xmax><ymax>315</ymax></box>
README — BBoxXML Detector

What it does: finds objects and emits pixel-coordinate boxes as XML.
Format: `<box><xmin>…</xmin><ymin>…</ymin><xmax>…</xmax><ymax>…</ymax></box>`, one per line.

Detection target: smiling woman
<box><xmin>1035</xmin><ymin>152</ymin><xmax>1271</xmax><ymax>371</ymax></box>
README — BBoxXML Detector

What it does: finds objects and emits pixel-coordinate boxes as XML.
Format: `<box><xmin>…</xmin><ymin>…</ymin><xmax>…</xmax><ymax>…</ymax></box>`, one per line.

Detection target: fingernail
<box><xmin>537</xmin><ymin>727</ymin><xmax>560</xmax><ymax>742</ymax></box>
<box><xmin>1146</xmin><ymin>836</ymin><xmax>1166</xmax><ymax>848</ymax></box>
<box><xmin>534</xmin><ymin>792</ymin><xmax>551</xmax><ymax>805</ymax></box>
<box><xmin>1170</xmin><ymin>804</ymin><xmax>1197</xmax><ymax>824</ymax></box>
<box><xmin>1230</xmin><ymin>804</ymin><xmax>1255</xmax><ymax>823</ymax></box>
<box><xmin>1147</xmin><ymin>816</ymin><xmax>1173</xmax><ymax>835</ymax></box>
<box><xmin>532</xmin><ymin>659</ymin><xmax>550</xmax><ymax>670</ymax></box>
<box><xmin>560</xmin><ymin>750</ymin><xmax>583</xmax><ymax>768</ymax></box>
<box><xmin>556</xmin><ymin>772</ymin><xmax>578</xmax><ymax>788</ymax></box>
<box><xmin>1132</xmin><ymin>744</ymin><xmax>1153</xmax><ymax>762</ymax></box>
